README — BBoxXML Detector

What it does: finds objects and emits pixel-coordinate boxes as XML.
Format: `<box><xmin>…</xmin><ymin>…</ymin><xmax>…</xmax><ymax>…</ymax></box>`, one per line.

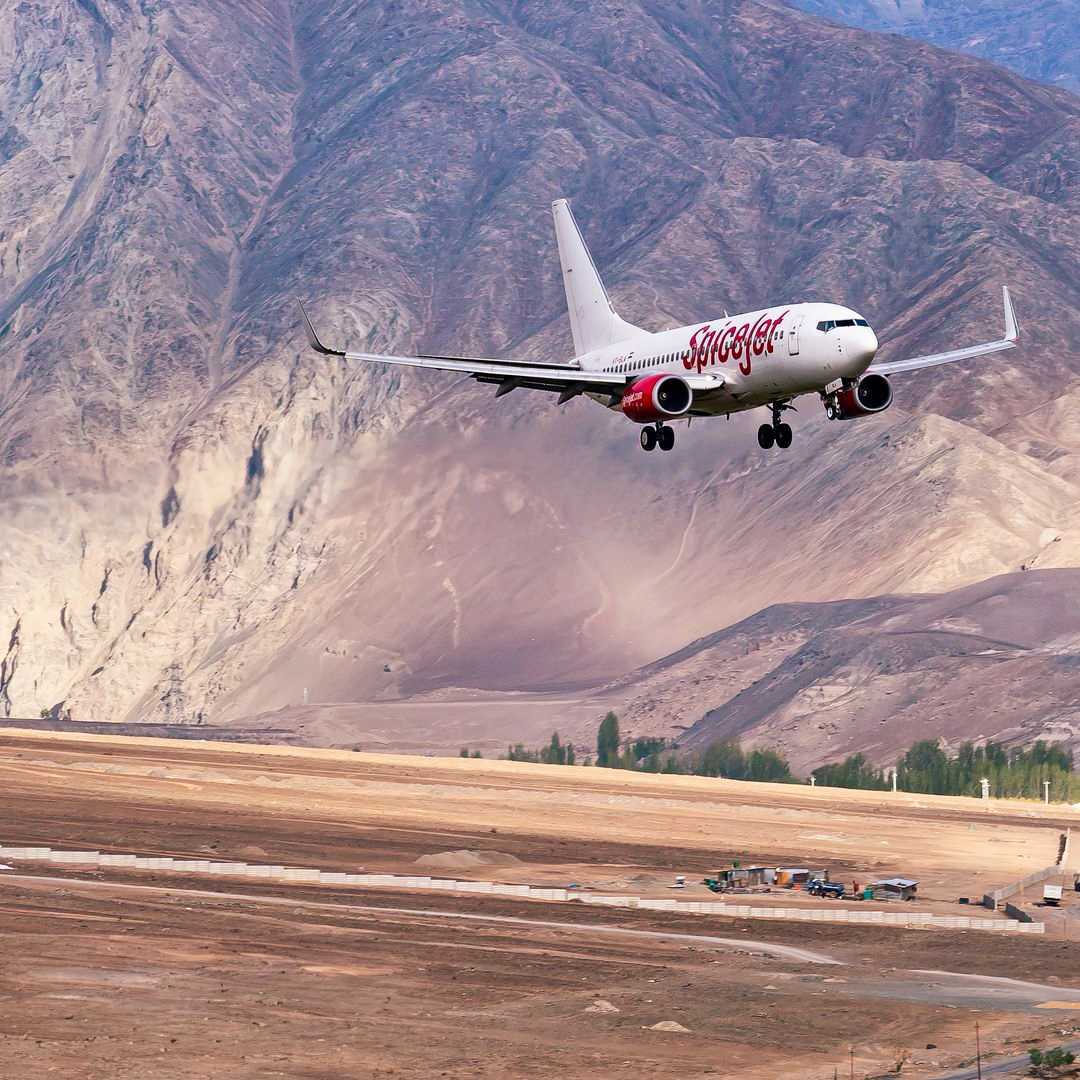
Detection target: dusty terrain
<box><xmin>0</xmin><ymin>730</ymin><xmax>1077</xmax><ymax>1078</ymax></box>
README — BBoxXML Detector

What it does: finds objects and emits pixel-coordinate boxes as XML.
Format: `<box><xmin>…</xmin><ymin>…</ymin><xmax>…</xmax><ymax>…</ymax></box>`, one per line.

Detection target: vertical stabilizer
<box><xmin>551</xmin><ymin>199</ymin><xmax>643</xmax><ymax>357</ymax></box>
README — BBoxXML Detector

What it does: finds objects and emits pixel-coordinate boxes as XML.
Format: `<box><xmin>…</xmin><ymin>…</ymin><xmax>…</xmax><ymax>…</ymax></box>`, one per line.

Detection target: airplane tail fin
<box><xmin>551</xmin><ymin>199</ymin><xmax>643</xmax><ymax>357</ymax></box>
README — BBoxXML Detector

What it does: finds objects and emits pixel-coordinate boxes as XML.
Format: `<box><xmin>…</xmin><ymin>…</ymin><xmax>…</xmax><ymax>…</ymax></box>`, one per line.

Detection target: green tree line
<box><xmin>813</xmin><ymin>739</ymin><xmax>1080</xmax><ymax>801</ymax></box>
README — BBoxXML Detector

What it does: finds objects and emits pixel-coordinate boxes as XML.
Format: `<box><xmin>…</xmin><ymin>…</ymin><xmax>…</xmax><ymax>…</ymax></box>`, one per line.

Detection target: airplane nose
<box><xmin>851</xmin><ymin>325</ymin><xmax>878</xmax><ymax>369</ymax></box>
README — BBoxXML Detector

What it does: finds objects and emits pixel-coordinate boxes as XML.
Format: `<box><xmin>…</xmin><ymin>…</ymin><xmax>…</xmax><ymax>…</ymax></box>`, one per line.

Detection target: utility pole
<box><xmin>976</xmin><ymin>1021</ymin><xmax>983</xmax><ymax>1080</ymax></box>
<box><xmin>850</xmin><ymin>1046</ymin><xmax>855</xmax><ymax>1080</ymax></box>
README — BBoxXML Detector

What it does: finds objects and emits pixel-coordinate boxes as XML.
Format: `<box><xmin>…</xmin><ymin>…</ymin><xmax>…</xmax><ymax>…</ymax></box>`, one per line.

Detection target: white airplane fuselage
<box><xmin>299</xmin><ymin>197</ymin><xmax>1016</xmax><ymax>455</ymax></box>
<box><xmin>581</xmin><ymin>302</ymin><xmax>879</xmax><ymax>415</ymax></box>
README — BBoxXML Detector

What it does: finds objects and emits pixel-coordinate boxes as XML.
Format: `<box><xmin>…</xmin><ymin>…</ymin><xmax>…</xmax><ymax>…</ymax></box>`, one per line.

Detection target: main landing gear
<box><xmin>757</xmin><ymin>402</ymin><xmax>793</xmax><ymax>450</ymax></box>
<box><xmin>640</xmin><ymin>423</ymin><xmax>675</xmax><ymax>452</ymax></box>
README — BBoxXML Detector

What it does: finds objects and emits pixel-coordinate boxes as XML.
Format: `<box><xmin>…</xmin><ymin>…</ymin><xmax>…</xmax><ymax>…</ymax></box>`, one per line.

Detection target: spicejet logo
<box><xmin>682</xmin><ymin>310</ymin><xmax>789</xmax><ymax>376</ymax></box>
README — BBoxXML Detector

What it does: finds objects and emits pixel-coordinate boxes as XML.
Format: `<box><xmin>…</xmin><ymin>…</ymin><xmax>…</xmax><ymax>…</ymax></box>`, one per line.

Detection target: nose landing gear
<box><xmin>758</xmin><ymin>402</ymin><xmax>793</xmax><ymax>450</ymax></box>
<box><xmin>640</xmin><ymin>423</ymin><xmax>676</xmax><ymax>452</ymax></box>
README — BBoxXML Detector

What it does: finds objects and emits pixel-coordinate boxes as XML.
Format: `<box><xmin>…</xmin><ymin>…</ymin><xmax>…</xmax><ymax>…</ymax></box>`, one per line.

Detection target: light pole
<box><xmin>976</xmin><ymin>1020</ymin><xmax>982</xmax><ymax>1080</ymax></box>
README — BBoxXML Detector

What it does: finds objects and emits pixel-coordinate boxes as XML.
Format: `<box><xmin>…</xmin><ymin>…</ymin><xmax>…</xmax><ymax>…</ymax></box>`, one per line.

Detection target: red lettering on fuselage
<box><xmin>679</xmin><ymin>309</ymin><xmax>791</xmax><ymax>375</ymax></box>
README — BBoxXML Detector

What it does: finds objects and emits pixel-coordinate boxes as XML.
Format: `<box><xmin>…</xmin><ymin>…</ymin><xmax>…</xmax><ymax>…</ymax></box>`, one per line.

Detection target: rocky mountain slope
<box><xmin>784</xmin><ymin>0</ymin><xmax>1080</xmax><ymax>93</ymax></box>
<box><xmin>604</xmin><ymin>569</ymin><xmax>1080</xmax><ymax>771</ymax></box>
<box><xmin>1</xmin><ymin>0</ymin><xmax>1079</xmax><ymax>760</ymax></box>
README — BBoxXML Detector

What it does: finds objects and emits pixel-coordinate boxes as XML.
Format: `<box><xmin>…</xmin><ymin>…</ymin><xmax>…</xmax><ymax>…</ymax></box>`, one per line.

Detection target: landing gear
<box><xmin>640</xmin><ymin>423</ymin><xmax>675</xmax><ymax>452</ymax></box>
<box><xmin>758</xmin><ymin>403</ymin><xmax>793</xmax><ymax>450</ymax></box>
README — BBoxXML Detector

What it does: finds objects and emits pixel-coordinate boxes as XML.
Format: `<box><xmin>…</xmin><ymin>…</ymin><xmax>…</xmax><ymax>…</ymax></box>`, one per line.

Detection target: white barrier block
<box><xmin>99</xmin><ymin>854</ymin><xmax>137</xmax><ymax>867</ymax></box>
<box><xmin>51</xmin><ymin>850</ymin><xmax>100</xmax><ymax>863</ymax></box>
<box><xmin>278</xmin><ymin>868</ymin><xmax>310</xmax><ymax>880</ymax></box>
<box><xmin>319</xmin><ymin>872</ymin><xmax>349</xmax><ymax>884</ymax></box>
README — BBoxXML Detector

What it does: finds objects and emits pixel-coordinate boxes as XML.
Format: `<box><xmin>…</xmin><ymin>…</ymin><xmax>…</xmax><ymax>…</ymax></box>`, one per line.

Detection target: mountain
<box><xmin>605</xmin><ymin>569</ymin><xmax>1080</xmax><ymax>772</ymax></box>
<box><xmin>783</xmin><ymin>0</ymin><xmax>1080</xmax><ymax>93</ymax></box>
<box><xmin>1</xmin><ymin>0</ymin><xmax>1079</xmax><ymax>742</ymax></box>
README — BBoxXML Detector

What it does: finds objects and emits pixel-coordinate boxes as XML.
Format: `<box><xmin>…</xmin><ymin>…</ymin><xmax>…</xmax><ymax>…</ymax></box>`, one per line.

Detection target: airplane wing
<box><xmin>867</xmin><ymin>286</ymin><xmax>1018</xmax><ymax>376</ymax></box>
<box><xmin>297</xmin><ymin>300</ymin><xmax>724</xmax><ymax>401</ymax></box>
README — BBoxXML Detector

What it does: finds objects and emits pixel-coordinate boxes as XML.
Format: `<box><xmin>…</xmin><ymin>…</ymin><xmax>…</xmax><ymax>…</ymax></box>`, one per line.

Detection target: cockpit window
<box><xmin>819</xmin><ymin>318</ymin><xmax>870</xmax><ymax>331</ymax></box>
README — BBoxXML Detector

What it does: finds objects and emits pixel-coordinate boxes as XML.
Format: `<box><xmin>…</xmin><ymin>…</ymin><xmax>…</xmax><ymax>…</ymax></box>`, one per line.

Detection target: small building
<box><xmin>715</xmin><ymin>866</ymin><xmax>776</xmax><ymax>888</ymax></box>
<box><xmin>775</xmin><ymin>867</ymin><xmax>820</xmax><ymax>887</ymax></box>
<box><xmin>870</xmin><ymin>877</ymin><xmax>919</xmax><ymax>902</ymax></box>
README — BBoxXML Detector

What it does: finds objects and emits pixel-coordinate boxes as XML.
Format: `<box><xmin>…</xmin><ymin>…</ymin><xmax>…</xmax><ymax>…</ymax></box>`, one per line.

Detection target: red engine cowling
<box><xmin>834</xmin><ymin>373</ymin><xmax>892</xmax><ymax>420</ymax></box>
<box><xmin>620</xmin><ymin>374</ymin><xmax>693</xmax><ymax>423</ymax></box>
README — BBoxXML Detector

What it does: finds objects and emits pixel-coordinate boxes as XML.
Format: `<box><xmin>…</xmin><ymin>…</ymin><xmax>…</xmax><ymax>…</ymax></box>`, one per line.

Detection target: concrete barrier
<box><xmin>8</xmin><ymin>842</ymin><xmax>1048</xmax><ymax>935</ymax></box>
<box><xmin>99</xmin><ymin>854</ymin><xmax>138</xmax><ymax>867</ymax></box>
<box><xmin>984</xmin><ymin>865</ymin><xmax>1058</xmax><ymax>910</ymax></box>
<box><xmin>50</xmin><ymin>850</ymin><xmax>100</xmax><ymax>864</ymax></box>
<box><xmin>1005</xmin><ymin>902</ymin><xmax>1035</xmax><ymax>923</ymax></box>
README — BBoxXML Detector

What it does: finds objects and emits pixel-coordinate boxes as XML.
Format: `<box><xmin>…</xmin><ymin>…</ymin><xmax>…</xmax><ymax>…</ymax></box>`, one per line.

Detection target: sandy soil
<box><xmin>0</xmin><ymin>730</ymin><xmax>1077</xmax><ymax>1078</ymax></box>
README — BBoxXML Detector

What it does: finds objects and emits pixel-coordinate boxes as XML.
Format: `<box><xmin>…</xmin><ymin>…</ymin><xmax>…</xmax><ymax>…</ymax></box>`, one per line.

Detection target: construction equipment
<box><xmin>807</xmin><ymin>878</ymin><xmax>844</xmax><ymax>899</ymax></box>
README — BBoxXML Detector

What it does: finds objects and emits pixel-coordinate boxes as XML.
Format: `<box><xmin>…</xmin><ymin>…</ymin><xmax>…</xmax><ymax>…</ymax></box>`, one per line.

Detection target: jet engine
<box><xmin>829</xmin><ymin>373</ymin><xmax>892</xmax><ymax>420</ymax></box>
<box><xmin>620</xmin><ymin>373</ymin><xmax>693</xmax><ymax>423</ymax></box>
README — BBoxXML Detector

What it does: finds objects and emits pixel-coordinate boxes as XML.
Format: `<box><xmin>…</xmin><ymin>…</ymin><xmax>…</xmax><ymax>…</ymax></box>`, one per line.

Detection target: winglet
<box><xmin>297</xmin><ymin>298</ymin><xmax>345</xmax><ymax>357</ymax></box>
<box><xmin>1002</xmin><ymin>285</ymin><xmax>1019</xmax><ymax>342</ymax></box>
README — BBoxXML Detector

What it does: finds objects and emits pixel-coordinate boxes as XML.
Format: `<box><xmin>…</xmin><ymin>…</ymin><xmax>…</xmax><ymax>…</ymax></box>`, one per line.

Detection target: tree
<box><xmin>597</xmin><ymin>712</ymin><xmax>620</xmax><ymax>768</ymax></box>
<box><xmin>1028</xmin><ymin>1046</ymin><xmax>1076</xmax><ymax>1074</ymax></box>
<box><xmin>541</xmin><ymin>731</ymin><xmax>569</xmax><ymax>765</ymax></box>
<box><xmin>696</xmin><ymin>739</ymin><xmax>746</xmax><ymax>779</ymax></box>
<box><xmin>746</xmin><ymin>748</ymin><xmax>792</xmax><ymax>782</ymax></box>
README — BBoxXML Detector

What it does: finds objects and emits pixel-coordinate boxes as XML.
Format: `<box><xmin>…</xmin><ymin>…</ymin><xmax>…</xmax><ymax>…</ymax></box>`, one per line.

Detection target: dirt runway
<box><xmin>0</xmin><ymin>730</ymin><xmax>1077</xmax><ymax>1078</ymax></box>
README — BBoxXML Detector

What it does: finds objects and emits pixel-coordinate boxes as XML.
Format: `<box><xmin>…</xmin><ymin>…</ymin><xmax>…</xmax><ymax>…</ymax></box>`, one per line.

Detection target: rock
<box><xmin>585</xmin><ymin>1000</ymin><xmax>620</xmax><ymax>1014</ymax></box>
<box><xmin>649</xmin><ymin>1021</ymin><xmax>691</xmax><ymax>1033</ymax></box>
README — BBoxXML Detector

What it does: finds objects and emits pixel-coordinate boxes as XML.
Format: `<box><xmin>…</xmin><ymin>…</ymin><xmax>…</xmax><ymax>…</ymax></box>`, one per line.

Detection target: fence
<box><xmin>0</xmin><ymin>844</ymin><xmax>1044</xmax><ymax>935</ymax></box>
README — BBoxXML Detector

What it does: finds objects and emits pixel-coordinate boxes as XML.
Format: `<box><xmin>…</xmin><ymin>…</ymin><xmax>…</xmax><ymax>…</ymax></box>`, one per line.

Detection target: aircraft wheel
<box><xmin>757</xmin><ymin>424</ymin><xmax>775</xmax><ymax>450</ymax></box>
<box><xmin>775</xmin><ymin>422</ymin><xmax>793</xmax><ymax>449</ymax></box>
<box><xmin>658</xmin><ymin>425</ymin><xmax>675</xmax><ymax>452</ymax></box>
<box><xmin>640</xmin><ymin>427</ymin><xmax>657</xmax><ymax>452</ymax></box>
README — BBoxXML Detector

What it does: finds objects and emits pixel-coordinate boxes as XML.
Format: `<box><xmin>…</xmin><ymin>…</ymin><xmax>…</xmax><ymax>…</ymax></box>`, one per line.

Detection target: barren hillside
<box><xmin>1</xmin><ymin>0</ymin><xmax>1079</xmax><ymax>740</ymax></box>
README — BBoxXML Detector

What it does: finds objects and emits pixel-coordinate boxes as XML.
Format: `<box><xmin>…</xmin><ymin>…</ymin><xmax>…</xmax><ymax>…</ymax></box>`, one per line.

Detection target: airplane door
<box><xmin>787</xmin><ymin>317</ymin><xmax>801</xmax><ymax>356</ymax></box>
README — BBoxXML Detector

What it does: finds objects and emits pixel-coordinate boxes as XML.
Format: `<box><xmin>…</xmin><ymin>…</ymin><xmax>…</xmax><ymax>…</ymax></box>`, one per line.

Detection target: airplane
<box><xmin>299</xmin><ymin>199</ymin><xmax>1018</xmax><ymax>452</ymax></box>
